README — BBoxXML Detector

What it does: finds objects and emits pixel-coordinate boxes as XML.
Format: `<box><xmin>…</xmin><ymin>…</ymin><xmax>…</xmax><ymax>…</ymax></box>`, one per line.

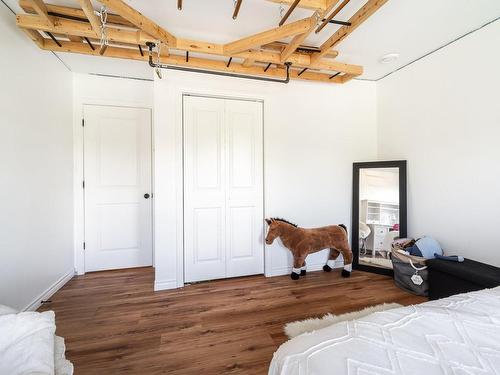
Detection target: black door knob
<box><xmin>144</xmin><ymin>193</ymin><xmax>150</xmax><ymax>199</ymax></box>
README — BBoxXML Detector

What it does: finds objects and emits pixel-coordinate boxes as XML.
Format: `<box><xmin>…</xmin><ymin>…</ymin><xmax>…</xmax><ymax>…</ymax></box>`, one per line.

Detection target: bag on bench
<box><xmin>391</xmin><ymin>249</ymin><xmax>428</xmax><ymax>296</ymax></box>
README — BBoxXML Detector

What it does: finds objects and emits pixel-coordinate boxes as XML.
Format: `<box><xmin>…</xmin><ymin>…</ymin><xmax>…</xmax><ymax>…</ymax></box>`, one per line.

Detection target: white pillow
<box><xmin>0</xmin><ymin>310</ymin><xmax>56</xmax><ymax>375</ymax></box>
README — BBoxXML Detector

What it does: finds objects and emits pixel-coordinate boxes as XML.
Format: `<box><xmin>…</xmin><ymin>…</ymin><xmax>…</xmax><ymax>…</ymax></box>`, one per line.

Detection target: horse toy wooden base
<box><xmin>265</xmin><ymin>218</ymin><xmax>353</xmax><ymax>280</ymax></box>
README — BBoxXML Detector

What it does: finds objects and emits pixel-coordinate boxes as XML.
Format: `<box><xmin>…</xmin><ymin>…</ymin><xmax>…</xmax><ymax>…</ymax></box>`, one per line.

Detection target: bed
<box><xmin>269</xmin><ymin>287</ymin><xmax>500</xmax><ymax>374</ymax></box>
<box><xmin>0</xmin><ymin>305</ymin><xmax>73</xmax><ymax>375</ymax></box>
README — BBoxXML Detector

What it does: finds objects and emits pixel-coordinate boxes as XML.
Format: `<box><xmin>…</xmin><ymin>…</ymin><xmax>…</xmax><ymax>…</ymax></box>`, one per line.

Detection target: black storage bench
<box><xmin>427</xmin><ymin>258</ymin><xmax>500</xmax><ymax>300</ymax></box>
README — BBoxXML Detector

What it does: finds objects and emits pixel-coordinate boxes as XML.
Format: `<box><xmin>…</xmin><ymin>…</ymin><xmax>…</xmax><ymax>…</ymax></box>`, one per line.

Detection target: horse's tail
<box><xmin>338</xmin><ymin>224</ymin><xmax>348</xmax><ymax>236</ymax></box>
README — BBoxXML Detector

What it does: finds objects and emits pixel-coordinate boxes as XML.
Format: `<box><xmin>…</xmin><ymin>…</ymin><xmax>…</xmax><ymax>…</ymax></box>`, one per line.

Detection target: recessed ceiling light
<box><xmin>379</xmin><ymin>53</ymin><xmax>400</xmax><ymax>64</ymax></box>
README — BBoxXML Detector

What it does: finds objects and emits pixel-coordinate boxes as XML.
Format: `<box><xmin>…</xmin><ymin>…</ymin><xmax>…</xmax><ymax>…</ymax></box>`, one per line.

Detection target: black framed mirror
<box><xmin>352</xmin><ymin>161</ymin><xmax>407</xmax><ymax>276</ymax></box>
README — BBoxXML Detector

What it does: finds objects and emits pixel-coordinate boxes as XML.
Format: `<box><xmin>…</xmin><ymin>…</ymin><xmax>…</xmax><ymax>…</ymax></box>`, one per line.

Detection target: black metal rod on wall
<box><xmin>226</xmin><ymin>57</ymin><xmax>233</xmax><ymax>67</ymax></box>
<box><xmin>329</xmin><ymin>72</ymin><xmax>341</xmax><ymax>79</ymax></box>
<box><xmin>138</xmin><ymin>44</ymin><xmax>144</xmax><ymax>56</ymax></box>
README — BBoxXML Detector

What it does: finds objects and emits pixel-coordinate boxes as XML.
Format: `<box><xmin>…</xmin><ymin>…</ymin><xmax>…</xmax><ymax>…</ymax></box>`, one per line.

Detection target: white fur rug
<box><xmin>284</xmin><ymin>303</ymin><xmax>402</xmax><ymax>339</ymax></box>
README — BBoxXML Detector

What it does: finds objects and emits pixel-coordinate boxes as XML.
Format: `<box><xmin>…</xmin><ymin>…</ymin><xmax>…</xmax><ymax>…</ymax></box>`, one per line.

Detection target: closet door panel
<box><xmin>225</xmin><ymin>100</ymin><xmax>264</xmax><ymax>277</ymax></box>
<box><xmin>184</xmin><ymin>96</ymin><xmax>264</xmax><ymax>282</ymax></box>
<box><xmin>184</xmin><ymin>96</ymin><xmax>226</xmax><ymax>282</ymax></box>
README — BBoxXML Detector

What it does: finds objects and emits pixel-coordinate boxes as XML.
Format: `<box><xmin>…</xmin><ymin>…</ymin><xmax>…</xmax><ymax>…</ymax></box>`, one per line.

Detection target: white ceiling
<box><xmin>7</xmin><ymin>0</ymin><xmax>500</xmax><ymax>81</ymax></box>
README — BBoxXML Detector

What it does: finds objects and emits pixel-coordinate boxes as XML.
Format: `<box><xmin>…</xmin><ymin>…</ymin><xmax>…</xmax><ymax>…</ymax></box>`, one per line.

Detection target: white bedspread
<box><xmin>269</xmin><ymin>287</ymin><xmax>500</xmax><ymax>375</ymax></box>
<box><xmin>0</xmin><ymin>310</ymin><xmax>56</xmax><ymax>375</ymax></box>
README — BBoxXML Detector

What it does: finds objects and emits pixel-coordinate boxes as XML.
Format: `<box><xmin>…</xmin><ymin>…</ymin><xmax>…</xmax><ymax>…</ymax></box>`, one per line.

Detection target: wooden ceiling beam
<box><xmin>40</xmin><ymin>39</ymin><xmax>345</xmax><ymax>84</ymax></box>
<box><xmin>312</xmin><ymin>0</ymin><xmax>388</xmax><ymax>63</ymax></box>
<box><xmin>175</xmin><ymin>39</ymin><xmax>360</xmax><ymax>74</ymax></box>
<box><xmin>20</xmin><ymin>27</ymin><xmax>45</xmax><ymax>48</ymax></box>
<box><xmin>339</xmin><ymin>73</ymin><xmax>356</xmax><ymax>83</ymax></box>
<box><xmin>280</xmin><ymin>11</ymin><xmax>319</xmax><ymax>62</ymax></box>
<box><xmin>17</xmin><ymin>13</ymin><xmax>361</xmax><ymax>75</ymax></box>
<box><xmin>67</xmin><ymin>34</ymin><xmax>84</xmax><ymax>42</ymax></box>
<box><xmin>27</xmin><ymin>0</ymin><xmax>54</xmax><ymax>27</ymax></box>
<box><xmin>224</xmin><ymin>16</ymin><xmax>316</xmax><ymax>55</ymax></box>
<box><xmin>242</xmin><ymin>58</ymin><xmax>255</xmax><ymax>67</ymax></box>
<box><xmin>262</xmin><ymin>41</ymin><xmax>338</xmax><ymax>58</ymax></box>
<box><xmin>280</xmin><ymin>0</ymin><xmax>341</xmax><ymax>62</ymax></box>
<box><xmin>265</xmin><ymin>0</ymin><xmax>327</xmax><ymax>11</ymax></box>
<box><xmin>77</xmin><ymin>0</ymin><xmax>100</xmax><ymax>36</ymax></box>
<box><xmin>97</xmin><ymin>0</ymin><xmax>176</xmax><ymax>46</ymax></box>
<box><xmin>19</xmin><ymin>0</ymin><xmax>134</xmax><ymax>27</ymax></box>
<box><xmin>16</xmin><ymin>14</ymin><xmax>156</xmax><ymax>45</ymax></box>
<box><xmin>316</xmin><ymin>0</ymin><xmax>350</xmax><ymax>33</ymax></box>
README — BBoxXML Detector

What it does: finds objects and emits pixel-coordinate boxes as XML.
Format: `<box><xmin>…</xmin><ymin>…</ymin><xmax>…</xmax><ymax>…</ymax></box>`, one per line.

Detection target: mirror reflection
<box><xmin>358</xmin><ymin>167</ymin><xmax>400</xmax><ymax>269</ymax></box>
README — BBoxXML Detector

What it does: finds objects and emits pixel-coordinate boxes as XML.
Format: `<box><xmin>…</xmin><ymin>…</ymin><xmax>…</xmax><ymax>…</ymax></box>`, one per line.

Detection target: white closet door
<box><xmin>183</xmin><ymin>96</ymin><xmax>264</xmax><ymax>283</ymax></box>
<box><xmin>83</xmin><ymin>105</ymin><xmax>152</xmax><ymax>272</ymax></box>
<box><xmin>225</xmin><ymin>100</ymin><xmax>264</xmax><ymax>277</ymax></box>
<box><xmin>184</xmin><ymin>97</ymin><xmax>227</xmax><ymax>282</ymax></box>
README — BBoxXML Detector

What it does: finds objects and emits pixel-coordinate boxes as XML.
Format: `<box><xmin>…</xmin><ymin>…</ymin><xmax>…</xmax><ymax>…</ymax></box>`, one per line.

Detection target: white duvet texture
<box><xmin>269</xmin><ymin>287</ymin><xmax>500</xmax><ymax>375</ymax></box>
<box><xmin>54</xmin><ymin>336</ymin><xmax>73</xmax><ymax>375</ymax></box>
<box><xmin>0</xmin><ymin>310</ymin><xmax>56</xmax><ymax>375</ymax></box>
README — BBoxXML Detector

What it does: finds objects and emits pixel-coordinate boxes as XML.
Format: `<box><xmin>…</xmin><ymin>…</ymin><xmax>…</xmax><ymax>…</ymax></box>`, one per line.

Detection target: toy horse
<box><xmin>265</xmin><ymin>218</ymin><xmax>353</xmax><ymax>280</ymax></box>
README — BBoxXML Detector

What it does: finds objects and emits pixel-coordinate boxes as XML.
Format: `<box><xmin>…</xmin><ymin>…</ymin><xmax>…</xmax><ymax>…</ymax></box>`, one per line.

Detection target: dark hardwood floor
<box><xmin>39</xmin><ymin>267</ymin><xmax>426</xmax><ymax>374</ymax></box>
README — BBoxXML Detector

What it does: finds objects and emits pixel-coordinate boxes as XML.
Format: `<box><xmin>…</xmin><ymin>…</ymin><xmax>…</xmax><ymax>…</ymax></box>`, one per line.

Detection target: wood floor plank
<box><xmin>39</xmin><ymin>267</ymin><xmax>426</xmax><ymax>374</ymax></box>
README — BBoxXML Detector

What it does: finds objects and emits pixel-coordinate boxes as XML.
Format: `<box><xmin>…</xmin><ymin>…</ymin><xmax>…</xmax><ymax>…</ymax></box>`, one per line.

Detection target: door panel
<box><xmin>229</xmin><ymin>206</ymin><xmax>254</xmax><ymax>259</ymax></box>
<box><xmin>225</xmin><ymin>100</ymin><xmax>264</xmax><ymax>277</ymax></box>
<box><xmin>193</xmin><ymin>207</ymin><xmax>223</xmax><ymax>262</ymax></box>
<box><xmin>184</xmin><ymin>96</ymin><xmax>263</xmax><ymax>283</ymax></box>
<box><xmin>84</xmin><ymin>105</ymin><xmax>152</xmax><ymax>272</ymax></box>
<box><xmin>184</xmin><ymin>97</ymin><xmax>226</xmax><ymax>282</ymax></box>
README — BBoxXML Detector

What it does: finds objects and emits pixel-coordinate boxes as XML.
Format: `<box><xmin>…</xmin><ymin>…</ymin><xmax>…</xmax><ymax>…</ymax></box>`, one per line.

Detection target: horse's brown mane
<box><xmin>271</xmin><ymin>218</ymin><xmax>298</xmax><ymax>227</ymax></box>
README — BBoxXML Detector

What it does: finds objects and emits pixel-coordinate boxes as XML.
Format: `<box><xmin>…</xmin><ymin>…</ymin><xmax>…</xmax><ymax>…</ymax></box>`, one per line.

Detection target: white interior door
<box><xmin>225</xmin><ymin>100</ymin><xmax>264</xmax><ymax>278</ymax></box>
<box><xmin>183</xmin><ymin>96</ymin><xmax>264</xmax><ymax>283</ymax></box>
<box><xmin>184</xmin><ymin>97</ymin><xmax>226</xmax><ymax>282</ymax></box>
<box><xmin>83</xmin><ymin>105</ymin><xmax>152</xmax><ymax>272</ymax></box>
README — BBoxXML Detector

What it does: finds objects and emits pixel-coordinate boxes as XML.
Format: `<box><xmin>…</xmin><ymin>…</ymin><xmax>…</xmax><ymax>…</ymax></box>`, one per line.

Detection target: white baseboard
<box><xmin>266</xmin><ymin>261</ymin><xmax>344</xmax><ymax>277</ymax></box>
<box><xmin>23</xmin><ymin>269</ymin><xmax>75</xmax><ymax>312</ymax></box>
<box><xmin>154</xmin><ymin>279</ymin><xmax>179</xmax><ymax>291</ymax></box>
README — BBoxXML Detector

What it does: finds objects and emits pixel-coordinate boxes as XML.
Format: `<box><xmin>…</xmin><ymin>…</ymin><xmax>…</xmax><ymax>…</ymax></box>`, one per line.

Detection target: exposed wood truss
<box><xmin>27</xmin><ymin>0</ymin><xmax>53</xmax><ymax>26</ymax></box>
<box><xmin>77</xmin><ymin>0</ymin><xmax>100</xmax><ymax>36</ymax></box>
<box><xmin>279</xmin><ymin>0</ymin><xmax>339</xmax><ymax>62</ymax></box>
<box><xmin>98</xmin><ymin>0</ymin><xmax>176</xmax><ymax>46</ymax></box>
<box><xmin>15</xmin><ymin>0</ymin><xmax>389</xmax><ymax>84</ymax></box>
<box><xmin>312</xmin><ymin>0</ymin><xmax>388</xmax><ymax>63</ymax></box>
<box><xmin>224</xmin><ymin>17</ymin><xmax>316</xmax><ymax>55</ymax></box>
<box><xmin>316</xmin><ymin>0</ymin><xmax>350</xmax><ymax>33</ymax></box>
<box><xmin>266</xmin><ymin>0</ymin><xmax>327</xmax><ymax>11</ymax></box>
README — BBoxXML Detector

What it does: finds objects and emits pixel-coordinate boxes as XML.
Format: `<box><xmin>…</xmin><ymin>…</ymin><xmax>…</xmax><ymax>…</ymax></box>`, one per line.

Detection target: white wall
<box><xmin>72</xmin><ymin>73</ymin><xmax>153</xmax><ymax>274</ymax></box>
<box><xmin>378</xmin><ymin>20</ymin><xmax>500</xmax><ymax>266</ymax></box>
<box><xmin>0</xmin><ymin>5</ymin><xmax>74</xmax><ymax>310</ymax></box>
<box><xmin>154</xmin><ymin>71</ymin><xmax>377</xmax><ymax>289</ymax></box>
